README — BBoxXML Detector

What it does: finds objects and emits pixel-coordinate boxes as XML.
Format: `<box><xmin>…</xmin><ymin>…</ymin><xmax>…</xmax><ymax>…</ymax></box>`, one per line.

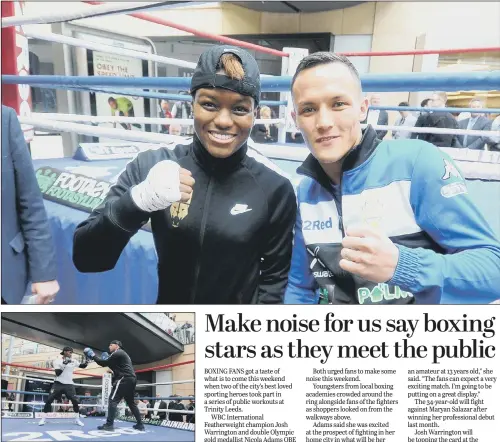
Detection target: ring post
<box><xmin>1</xmin><ymin>0</ymin><xmax>33</xmax><ymax>142</ymax></box>
<box><xmin>278</xmin><ymin>47</ymin><xmax>308</xmax><ymax>144</ymax></box>
<box><xmin>102</xmin><ymin>372</ymin><xmax>112</xmax><ymax>417</ymax></box>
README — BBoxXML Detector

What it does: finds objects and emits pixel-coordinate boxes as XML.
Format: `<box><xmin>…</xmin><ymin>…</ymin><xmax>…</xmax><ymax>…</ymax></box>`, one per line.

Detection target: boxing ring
<box><xmin>1</xmin><ymin>417</ymin><xmax>194</xmax><ymax>441</ymax></box>
<box><xmin>2</xmin><ymin>2</ymin><xmax>500</xmax><ymax>304</ymax></box>
<box><xmin>1</xmin><ymin>359</ymin><xmax>195</xmax><ymax>441</ymax></box>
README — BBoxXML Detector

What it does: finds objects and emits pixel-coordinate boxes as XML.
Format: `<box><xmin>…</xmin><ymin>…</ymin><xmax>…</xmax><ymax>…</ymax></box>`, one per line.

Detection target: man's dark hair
<box><xmin>110</xmin><ymin>340</ymin><xmax>122</xmax><ymax>348</ymax></box>
<box><xmin>421</xmin><ymin>98</ymin><xmax>430</xmax><ymax>107</ymax></box>
<box><xmin>108</xmin><ymin>97</ymin><xmax>116</xmax><ymax>103</ymax></box>
<box><xmin>399</xmin><ymin>101</ymin><xmax>410</xmax><ymax>107</ymax></box>
<box><xmin>291</xmin><ymin>52</ymin><xmax>361</xmax><ymax>91</ymax></box>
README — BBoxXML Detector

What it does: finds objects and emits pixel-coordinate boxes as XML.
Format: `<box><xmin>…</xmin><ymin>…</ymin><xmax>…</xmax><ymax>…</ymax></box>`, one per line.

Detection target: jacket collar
<box><xmin>192</xmin><ymin>134</ymin><xmax>248</xmax><ymax>173</ymax></box>
<box><xmin>297</xmin><ymin>125</ymin><xmax>380</xmax><ymax>187</ymax></box>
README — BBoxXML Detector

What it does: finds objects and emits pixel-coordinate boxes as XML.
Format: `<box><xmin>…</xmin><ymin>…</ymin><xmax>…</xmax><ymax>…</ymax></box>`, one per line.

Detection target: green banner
<box><xmin>36</xmin><ymin>166</ymin><xmax>111</xmax><ymax>212</ymax></box>
<box><xmin>36</xmin><ymin>166</ymin><xmax>153</xmax><ymax>232</ymax></box>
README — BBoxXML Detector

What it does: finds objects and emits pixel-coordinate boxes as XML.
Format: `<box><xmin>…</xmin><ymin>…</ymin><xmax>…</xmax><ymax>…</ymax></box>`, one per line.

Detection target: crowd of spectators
<box><xmin>349</xmin><ymin>92</ymin><xmax>498</xmax><ymax>150</ymax></box>
<box><xmin>158</xmin><ymin>90</ymin><xmax>499</xmax><ymax>151</ymax></box>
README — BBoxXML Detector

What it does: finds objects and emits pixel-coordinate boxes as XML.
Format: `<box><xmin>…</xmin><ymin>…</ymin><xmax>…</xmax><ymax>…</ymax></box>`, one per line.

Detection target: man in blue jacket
<box><xmin>284</xmin><ymin>52</ymin><xmax>500</xmax><ymax>305</ymax></box>
<box><xmin>1</xmin><ymin>105</ymin><xmax>59</xmax><ymax>304</ymax></box>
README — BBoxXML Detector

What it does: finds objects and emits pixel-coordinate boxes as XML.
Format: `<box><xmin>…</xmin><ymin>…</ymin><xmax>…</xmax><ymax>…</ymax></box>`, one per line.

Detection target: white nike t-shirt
<box><xmin>53</xmin><ymin>358</ymin><xmax>79</xmax><ymax>385</ymax></box>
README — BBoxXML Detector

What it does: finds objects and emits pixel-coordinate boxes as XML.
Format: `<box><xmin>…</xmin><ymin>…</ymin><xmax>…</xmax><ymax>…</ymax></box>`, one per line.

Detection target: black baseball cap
<box><xmin>110</xmin><ymin>340</ymin><xmax>122</xmax><ymax>348</ymax></box>
<box><xmin>190</xmin><ymin>45</ymin><xmax>261</xmax><ymax>105</ymax></box>
<box><xmin>60</xmin><ymin>346</ymin><xmax>73</xmax><ymax>355</ymax></box>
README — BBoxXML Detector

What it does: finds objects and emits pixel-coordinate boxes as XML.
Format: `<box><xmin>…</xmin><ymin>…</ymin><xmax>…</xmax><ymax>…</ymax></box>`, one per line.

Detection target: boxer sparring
<box><xmin>39</xmin><ymin>346</ymin><xmax>87</xmax><ymax>426</ymax></box>
<box><xmin>84</xmin><ymin>340</ymin><xmax>145</xmax><ymax>431</ymax></box>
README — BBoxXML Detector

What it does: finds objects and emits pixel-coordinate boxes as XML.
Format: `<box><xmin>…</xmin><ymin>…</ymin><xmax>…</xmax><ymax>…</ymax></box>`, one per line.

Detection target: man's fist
<box><xmin>101</xmin><ymin>352</ymin><xmax>110</xmax><ymax>361</ymax></box>
<box><xmin>339</xmin><ymin>225</ymin><xmax>399</xmax><ymax>283</ymax></box>
<box><xmin>83</xmin><ymin>348</ymin><xmax>95</xmax><ymax>360</ymax></box>
<box><xmin>131</xmin><ymin>160</ymin><xmax>195</xmax><ymax>212</ymax></box>
<box><xmin>32</xmin><ymin>280</ymin><xmax>59</xmax><ymax>304</ymax></box>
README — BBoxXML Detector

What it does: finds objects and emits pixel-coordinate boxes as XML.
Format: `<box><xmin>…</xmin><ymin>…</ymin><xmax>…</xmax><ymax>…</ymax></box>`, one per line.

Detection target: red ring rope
<box><xmin>82</xmin><ymin>1</ymin><xmax>289</xmax><ymax>58</ymax></box>
<box><xmin>340</xmin><ymin>47</ymin><xmax>500</xmax><ymax>57</ymax></box>
<box><xmin>135</xmin><ymin>359</ymin><xmax>194</xmax><ymax>374</ymax></box>
<box><xmin>82</xmin><ymin>2</ymin><xmax>499</xmax><ymax>59</ymax></box>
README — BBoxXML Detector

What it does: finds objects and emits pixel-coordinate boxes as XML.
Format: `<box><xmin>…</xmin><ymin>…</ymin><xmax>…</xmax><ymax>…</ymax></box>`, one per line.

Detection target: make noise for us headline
<box><xmin>204</xmin><ymin>312</ymin><xmax>496</xmax><ymax>365</ymax></box>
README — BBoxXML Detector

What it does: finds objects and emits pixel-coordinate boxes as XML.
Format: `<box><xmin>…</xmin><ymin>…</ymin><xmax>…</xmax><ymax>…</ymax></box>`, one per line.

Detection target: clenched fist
<box><xmin>178</xmin><ymin>168</ymin><xmax>195</xmax><ymax>203</ymax></box>
<box><xmin>339</xmin><ymin>225</ymin><xmax>399</xmax><ymax>283</ymax></box>
<box><xmin>131</xmin><ymin>160</ymin><xmax>195</xmax><ymax>212</ymax></box>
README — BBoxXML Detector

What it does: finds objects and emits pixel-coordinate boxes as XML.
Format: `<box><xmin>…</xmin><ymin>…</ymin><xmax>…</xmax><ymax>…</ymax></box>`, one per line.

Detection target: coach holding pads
<box><xmin>84</xmin><ymin>340</ymin><xmax>145</xmax><ymax>432</ymax></box>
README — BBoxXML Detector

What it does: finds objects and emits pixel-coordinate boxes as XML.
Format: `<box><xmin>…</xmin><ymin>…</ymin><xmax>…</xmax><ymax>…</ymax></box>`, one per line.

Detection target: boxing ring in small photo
<box><xmin>1</xmin><ymin>417</ymin><xmax>194</xmax><ymax>442</ymax></box>
<box><xmin>1</xmin><ymin>359</ymin><xmax>195</xmax><ymax>442</ymax></box>
<box><xmin>2</xmin><ymin>2</ymin><xmax>500</xmax><ymax>304</ymax></box>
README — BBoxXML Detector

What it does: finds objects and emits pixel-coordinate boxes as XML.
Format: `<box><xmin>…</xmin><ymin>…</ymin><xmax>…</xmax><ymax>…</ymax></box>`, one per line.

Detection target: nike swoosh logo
<box><xmin>230</xmin><ymin>208</ymin><xmax>252</xmax><ymax>215</ymax></box>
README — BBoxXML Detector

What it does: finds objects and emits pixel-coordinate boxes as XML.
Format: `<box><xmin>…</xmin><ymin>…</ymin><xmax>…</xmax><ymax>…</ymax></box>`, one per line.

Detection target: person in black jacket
<box><xmin>73</xmin><ymin>45</ymin><xmax>296</xmax><ymax>304</ymax></box>
<box><xmin>186</xmin><ymin>396</ymin><xmax>195</xmax><ymax>423</ymax></box>
<box><xmin>362</xmin><ymin>94</ymin><xmax>389</xmax><ymax>139</ymax></box>
<box><xmin>167</xmin><ymin>395</ymin><xmax>186</xmax><ymax>422</ymax></box>
<box><xmin>151</xmin><ymin>394</ymin><xmax>168</xmax><ymax>420</ymax></box>
<box><xmin>411</xmin><ymin>98</ymin><xmax>431</xmax><ymax>139</ymax></box>
<box><xmin>411</xmin><ymin>92</ymin><xmax>458</xmax><ymax>147</ymax></box>
<box><xmin>251</xmin><ymin>105</ymin><xmax>278</xmax><ymax>143</ymax></box>
<box><xmin>84</xmin><ymin>340</ymin><xmax>144</xmax><ymax>432</ymax></box>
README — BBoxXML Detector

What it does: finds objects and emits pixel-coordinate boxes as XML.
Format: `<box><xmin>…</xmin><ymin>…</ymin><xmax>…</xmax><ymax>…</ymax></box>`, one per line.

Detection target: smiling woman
<box><xmin>191</xmin><ymin>51</ymin><xmax>257</xmax><ymax>158</ymax></box>
<box><xmin>193</xmin><ymin>86</ymin><xmax>255</xmax><ymax>158</ymax></box>
<box><xmin>72</xmin><ymin>45</ymin><xmax>297</xmax><ymax>305</ymax></box>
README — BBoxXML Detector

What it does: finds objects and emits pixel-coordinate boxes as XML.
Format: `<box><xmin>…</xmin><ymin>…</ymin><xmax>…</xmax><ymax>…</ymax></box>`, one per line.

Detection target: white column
<box><xmin>411</xmin><ymin>33</ymin><xmax>439</xmax><ymax>108</ymax></box>
<box><xmin>278</xmin><ymin>47</ymin><xmax>309</xmax><ymax>144</ymax></box>
<box><xmin>5</xmin><ymin>336</ymin><xmax>15</xmax><ymax>377</ymax></box>
<box><xmin>51</xmin><ymin>22</ymin><xmax>78</xmax><ymax>156</ymax></box>
<box><xmin>154</xmin><ymin>369</ymin><xmax>173</xmax><ymax>399</ymax></box>
<box><xmin>101</xmin><ymin>373</ymin><xmax>112</xmax><ymax>416</ymax></box>
<box><xmin>16</xmin><ymin>376</ymin><xmax>22</xmax><ymax>413</ymax></box>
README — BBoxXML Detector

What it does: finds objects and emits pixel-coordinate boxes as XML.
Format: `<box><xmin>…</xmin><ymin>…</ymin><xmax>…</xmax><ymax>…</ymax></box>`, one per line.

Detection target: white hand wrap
<box><xmin>131</xmin><ymin>160</ymin><xmax>182</xmax><ymax>212</ymax></box>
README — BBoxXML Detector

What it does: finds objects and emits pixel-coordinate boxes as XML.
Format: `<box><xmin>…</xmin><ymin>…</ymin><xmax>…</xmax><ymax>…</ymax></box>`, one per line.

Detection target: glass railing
<box><xmin>173</xmin><ymin>324</ymin><xmax>195</xmax><ymax>345</ymax></box>
<box><xmin>139</xmin><ymin>313</ymin><xmax>195</xmax><ymax>345</ymax></box>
